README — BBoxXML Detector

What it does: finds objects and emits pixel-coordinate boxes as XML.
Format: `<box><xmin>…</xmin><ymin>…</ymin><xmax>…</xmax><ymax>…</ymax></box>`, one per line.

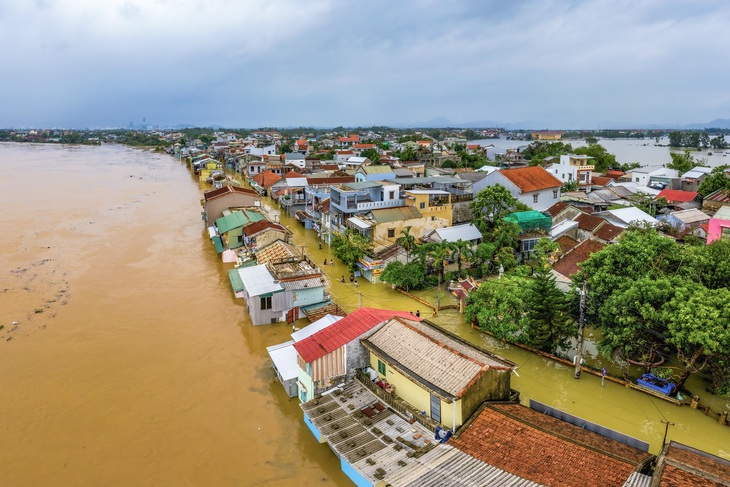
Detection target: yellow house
<box><xmin>532</xmin><ymin>131</ymin><xmax>564</xmax><ymax>141</ymax></box>
<box><xmin>405</xmin><ymin>190</ymin><xmax>453</xmax><ymax>226</ymax></box>
<box><xmin>346</xmin><ymin>205</ymin><xmax>450</xmax><ymax>251</ymax></box>
<box><xmin>361</xmin><ymin>317</ymin><xmax>514</xmax><ymax>430</ymax></box>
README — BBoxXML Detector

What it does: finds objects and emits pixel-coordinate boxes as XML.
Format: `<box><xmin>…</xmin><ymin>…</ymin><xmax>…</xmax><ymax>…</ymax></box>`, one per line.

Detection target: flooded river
<box><xmin>1</xmin><ymin>143</ymin><xmax>728</xmax><ymax>486</ymax></box>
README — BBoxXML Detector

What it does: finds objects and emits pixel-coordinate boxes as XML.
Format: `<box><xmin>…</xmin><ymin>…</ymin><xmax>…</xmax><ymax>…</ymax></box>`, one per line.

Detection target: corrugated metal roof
<box><xmin>430</xmin><ymin>223</ymin><xmax>481</xmax><ymax>243</ymax></box>
<box><xmin>362</xmin><ymin>165</ymin><xmax>394</xmax><ymax>174</ymax></box>
<box><xmin>293</xmin><ymin>308</ymin><xmax>417</xmax><ymax>363</ymax></box>
<box><xmin>369</xmin><ymin>206</ymin><xmax>422</xmax><ymax>223</ymax></box>
<box><xmin>266</xmin><ymin>340</ymin><xmax>298</xmax><ymax>381</ymax></box>
<box><xmin>237</xmin><ymin>264</ymin><xmax>283</xmax><ymax>297</ymax></box>
<box><xmin>281</xmin><ymin>276</ymin><xmax>325</xmax><ymax>291</ymax></box>
<box><xmin>363</xmin><ymin>318</ymin><xmax>512</xmax><ymax>398</ymax></box>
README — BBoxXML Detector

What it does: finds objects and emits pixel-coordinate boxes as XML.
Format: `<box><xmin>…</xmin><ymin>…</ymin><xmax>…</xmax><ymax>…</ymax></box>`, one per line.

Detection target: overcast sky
<box><xmin>2</xmin><ymin>0</ymin><xmax>729</xmax><ymax>129</ymax></box>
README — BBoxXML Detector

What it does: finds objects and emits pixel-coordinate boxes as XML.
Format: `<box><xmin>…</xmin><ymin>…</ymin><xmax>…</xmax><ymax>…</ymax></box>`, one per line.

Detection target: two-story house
<box><xmin>233</xmin><ymin>255</ymin><xmax>328</xmax><ymax>326</ymax></box>
<box><xmin>202</xmin><ymin>185</ymin><xmax>261</xmax><ymax>226</ymax></box>
<box><xmin>547</xmin><ymin>154</ymin><xmax>595</xmax><ymax>186</ymax></box>
<box><xmin>329</xmin><ymin>181</ymin><xmax>403</xmax><ymax>234</ymax></box>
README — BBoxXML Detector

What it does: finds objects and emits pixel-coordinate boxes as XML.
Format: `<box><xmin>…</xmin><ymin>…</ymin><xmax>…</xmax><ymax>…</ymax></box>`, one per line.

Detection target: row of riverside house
<box><xmin>177</xmin><ymin>130</ymin><xmax>730</xmax><ymax>487</ymax></box>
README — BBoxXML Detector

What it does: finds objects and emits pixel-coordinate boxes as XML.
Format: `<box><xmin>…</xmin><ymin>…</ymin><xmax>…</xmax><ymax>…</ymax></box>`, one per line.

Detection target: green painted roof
<box><xmin>369</xmin><ymin>206</ymin><xmax>422</xmax><ymax>223</ymax></box>
<box><xmin>216</xmin><ymin>211</ymin><xmax>248</xmax><ymax>233</ymax></box>
<box><xmin>212</xmin><ymin>236</ymin><xmax>224</xmax><ymax>253</ymax></box>
<box><xmin>504</xmin><ymin>211</ymin><xmax>552</xmax><ymax>232</ymax></box>
<box><xmin>215</xmin><ymin>210</ymin><xmax>265</xmax><ymax>233</ymax></box>
<box><xmin>228</xmin><ymin>269</ymin><xmax>244</xmax><ymax>293</ymax></box>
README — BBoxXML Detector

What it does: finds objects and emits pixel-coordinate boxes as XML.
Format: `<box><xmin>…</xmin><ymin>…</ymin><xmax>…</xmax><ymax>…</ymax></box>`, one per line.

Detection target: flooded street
<box><xmin>1</xmin><ymin>143</ymin><xmax>728</xmax><ymax>486</ymax></box>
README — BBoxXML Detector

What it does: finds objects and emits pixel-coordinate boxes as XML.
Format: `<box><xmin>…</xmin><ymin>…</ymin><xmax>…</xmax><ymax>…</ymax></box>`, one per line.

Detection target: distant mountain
<box><xmin>681</xmin><ymin>118</ymin><xmax>730</xmax><ymax>130</ymax></box>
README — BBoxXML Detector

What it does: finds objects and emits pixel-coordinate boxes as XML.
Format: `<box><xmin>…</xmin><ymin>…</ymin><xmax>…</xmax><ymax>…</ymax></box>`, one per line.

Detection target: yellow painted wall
<box><xmin>370</xmin><ymin>351</ymin><xmax>462</xmax><ymax>429</ymax></box>
<box><xmin>406</xmin><ymin>192</ymin><xmax>453</xmax><ymax>226</ymax></box>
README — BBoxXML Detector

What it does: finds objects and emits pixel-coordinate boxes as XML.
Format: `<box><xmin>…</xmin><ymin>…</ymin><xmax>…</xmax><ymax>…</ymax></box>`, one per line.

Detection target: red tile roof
<box><xmin>336</xmin><ymin>150</ymin><xmax>354</xmax><ymax>155</ymax></box>
<box><xmin>451</xmin><ymin>403</ymin><xmax>649</xmax><ymax>487</ymax></box>
<box><xmin>656</xmin><ymin>441</ymin><xmax>730</xmax><ymax>486</ymax></box>
<box><xmin>283</xmin><ymin>170</ymin><xmax>305</xmax><ymax>178</ymax></box>
<box><xmin>293</xmin><ymin>308</ymin><xmax>418</xmax><ymax>363</ymax></box>
<box><xmin>499</xmin><ymin>166</ymin><xmax>562</xmax><ymax>192</ymax></box>
<box><xmin>605</xmin><ymin>170</ymin><xmax>625</xmax><ymax>181</ymax></box>
<box><xmin>544</xmin><ymin>201</ymin><xmax>570</xmax><ymax>217</ymax></box>
<box><xmin>593</xmin><ymin>223</ymin><xmax>624</xmax><ymax>242</ymax></box>
<box><xmin>553</xmin><ymin>239</ymin><xmax>606</xmax><ymax>278</ymax></box>
<box><xmin>319</xmin><ymin>164</ymin><xmax>339</xmax><ymax>171</ymax></box>
<box><xmin>319</xmin><ymin>198</ymin><xmax>330</xmax><ymax>212</ymax></box>
<box><xmin>555</xmin><ymin>235</ymin><xmax>579</xmax><ymax>253</ymax></box>
<box><xmin>252</xmin><ymin>170</ymin><xmax>281</xmax><ymax>188</ymax></box>
<box><xmin>242</xmin><ymin>220</ymin><xmax>289</xmax><ymax>237</ymax></box>
<box><xmin>306</xmin><ymin>176</ymin><xmax>356</xmax><ymax>185</ymax></box>
<box><xmin>337</xmin><ymin>135</ymin><xmax>360</xmax><ymax>143</ymax></box>
<box><xmin>656</xmin><ymin>189</ymin><xmax>698</xmax><ymax>203</ymax></box>
<box><xmin>352</xmin><ymin>143</ymin><xmax>376</xmax><ymax>149</ymax></box>
<box><xmin>574</xmin><ymin>213</ymin><xmax>606</xmax><ymax>231</ymax></box>
<box><xmin>591</xmin><ymin>176</ymin><xmax>613</xmax><ymax>187</ymax></box>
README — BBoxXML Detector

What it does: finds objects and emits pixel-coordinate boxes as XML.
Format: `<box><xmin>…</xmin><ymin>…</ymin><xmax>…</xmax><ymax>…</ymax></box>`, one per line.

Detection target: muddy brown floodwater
<box><xmin>2</xmin><ymin>143</ymin><xmax>729</xmax><ymax>487</ymax></box>
<box><xmin>0</xmin><ymin>143</ymin><xmax>349</xmax><ymax>486</ymax></box>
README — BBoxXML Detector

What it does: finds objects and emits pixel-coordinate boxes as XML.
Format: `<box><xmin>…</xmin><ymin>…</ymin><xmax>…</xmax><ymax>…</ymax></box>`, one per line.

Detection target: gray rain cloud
<box><xmin>2</xmin><ymin>0</ymin><xmax>729</xmax><ymax>128</ymax></box>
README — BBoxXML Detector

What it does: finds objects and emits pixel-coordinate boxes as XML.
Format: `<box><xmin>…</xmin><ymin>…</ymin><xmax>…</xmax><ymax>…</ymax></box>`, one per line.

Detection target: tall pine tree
<box><xmin>524</xmin><ymin>264</ymin><xmax>574</xmax><ymax>354</ymax></box>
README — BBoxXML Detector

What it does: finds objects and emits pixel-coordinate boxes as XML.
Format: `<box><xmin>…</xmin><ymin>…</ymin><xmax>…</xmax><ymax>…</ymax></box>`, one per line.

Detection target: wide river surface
<box><xmin>1</xmin><ymin>142</ymin><xmax>728</xmax><ymax>486</ymax></box>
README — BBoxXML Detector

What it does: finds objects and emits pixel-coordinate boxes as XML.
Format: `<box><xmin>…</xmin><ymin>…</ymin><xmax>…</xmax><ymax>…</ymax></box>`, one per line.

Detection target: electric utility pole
<box><xmin>574</xmin><ymin>281</ymin><xmax>587</xmax><ymax>379</ymax></box>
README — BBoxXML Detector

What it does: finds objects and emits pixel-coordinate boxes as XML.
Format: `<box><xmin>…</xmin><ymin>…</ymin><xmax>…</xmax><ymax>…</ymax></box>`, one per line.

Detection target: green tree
<box><xmin>447</xmin><ymin>239</ymin><xmax>474</xmax><ymax>277</ymax></box>
<box><xmin>596</xmin><ymin>277</ymin><xmax>679</xmax><ymax>369</ymax></box>
<box><xmin>470</xmin><ymin>185</ymin><xmax>530</xmax><ymax>235</ymax></box>
<box><xmin>667</xmin><ymin>150</ymin><xmax>705</xmax><ymax>174</ymax></box>
<box><xmin>662</xmin><ymin>286</ymin><xmax>730</xmax><ymax>394</ymax></box>
<box><xmin>697</xmin><ymin>165</ymin><xmax>730</xmax><ymax>196</ymax></box>
<box><xmin>395</xmin><ymin>145</ymin><xmax>418</xmax><ymax>161</ymax></box>
<box><xmin>668</xmin><ymin>131</ymin><xmax>683</xmax><ymax>147</ymax></box>
<box><xmin>360</xmin><ymin>148</ymin><xmax>380</xmax><ymax>162</ymax></box>
<box><xmin>380</xmin><ymin>261</ymin><xmax>427</xmax><ymax>291</ymax></box>
<box><xmin>523</xmin><ymin>263</ymin><xmax>574</xmax><ymax>353</ymax></box>
<box><xmin>330</xmin><ymin>229</ymin><xmax>372</xmax><ymax>273</ymax></box>
<box><xmin>395</xmin><ymin>226</ymin><xmax>417</xmax><ymax>263</ymax></box>
<box><xmin>573</xmin><ymin>143</ymin><xmax>617</xmax><ymax>173</ymax></box>
<box><xmin>466</xmin><ymin>277</ymin><xmax>527</xmax><ymax>341</ymax></box>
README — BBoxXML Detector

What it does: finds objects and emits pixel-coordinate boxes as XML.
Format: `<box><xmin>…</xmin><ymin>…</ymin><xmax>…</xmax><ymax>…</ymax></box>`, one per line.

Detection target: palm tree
<box><xmin>395</xmin><ymin>226</ymin><xmax>417</xmax><ymax>263</ymax></box>
<box><xmin>448</xmin><ymin>239</ymin><xmax>474</xmax><ymax>277</ymax></box>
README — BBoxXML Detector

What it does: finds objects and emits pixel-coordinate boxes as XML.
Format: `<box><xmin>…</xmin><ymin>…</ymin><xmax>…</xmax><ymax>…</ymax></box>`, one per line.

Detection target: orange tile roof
<box><xmin>593</xmin><ymin>223</ymin><xmax>624</xmax><ymax>242</ymax></box>
<box><xmin>293</xmin><ymin>308</ymin><xmax>418</xmax><ymax>363</ymax></box>
<box><xmin>552</xmin><ymin>239</ymin><xmax>606</xmax><ymax>278</ymax></box>
<box><xmin>544</xmin><ymin>201</ymin><xmax>570</xmax><ymax>217</ymax></box>
<box><xmin>591</xmin><ymin>176</ymin><xmax>613</xmax><ymax>186</ymax></box>
<box><xmin>252</xmin><ymin>170</ymin><xmax>282</xmax><ymax>189</ymax></box>
<box><xmin>499</xmin><ymin>166</ymin><xmax>562</xmax><ymax>192</ymax></box>
<box><xmin>574</xmin><ymin>213</ymin><xmax>605</xmax><ymax>231</ymax></box>
<box><xmin>283</xmin><ymin>170</ymin><xmax>304</xmax><ymax>178</ymax></box>
<box><xmin>451</xmin><ymin>403</ymin><xmax>648</xmax><ymax>487</ymax></box>
<box><xmin>656</xmin><ymin>442</ymin><xmax>730</xmax><ymax>486</ymax></box>
<box><xmin>319</xmin><ymin>164</ymin><xmax>339</xmax><ymax>170</ymax></box>
<box><xmin>555</xmin><ymin>235</ymin><xmax>579</xmax><ymax>253</ymax></box>
<box><xmin>352</xmin><ymin>143</ymin><xmax>376</xmax><ymax>149</ymax></box>
<box><xmin>242</xmin><ymin>220</ymin><xmax>289</xmax><ymax>237</ymax></box>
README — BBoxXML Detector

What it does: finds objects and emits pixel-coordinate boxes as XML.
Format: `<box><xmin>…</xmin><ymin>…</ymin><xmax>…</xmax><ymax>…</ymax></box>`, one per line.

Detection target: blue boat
<box><xmin>637</xmin><ymin>373</ymin><xmax>675</xmax><ymax>395</ymax></box>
